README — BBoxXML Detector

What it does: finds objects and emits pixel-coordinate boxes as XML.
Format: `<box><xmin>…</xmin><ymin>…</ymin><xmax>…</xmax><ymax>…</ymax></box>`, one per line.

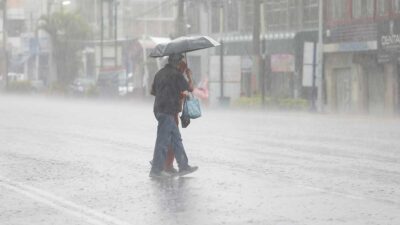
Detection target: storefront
<box><xmin>322</xmin><ymin>0</ymin><xmax>400</xmax><ymax>115</ymax></box>
<box><xmin>377</xmin><ymin>19</ymin><xmax>400</xmax><ymax>114</ymax></box>
<box><xmin>324</xmin><ymin>39</ymin><xmax>399</xmax><ymax>115</ymax></box>
<box><xmin>220</xmin><ymin>34</ymin><xmax>298</xmax><ymax>99</ymax></box>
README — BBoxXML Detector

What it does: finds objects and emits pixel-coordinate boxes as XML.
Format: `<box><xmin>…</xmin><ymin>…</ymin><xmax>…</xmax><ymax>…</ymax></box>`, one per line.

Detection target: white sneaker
<box><xmin>149</xmin><ymin>170</ymin><xmax>172</xmax><ymax>178</ymax></box>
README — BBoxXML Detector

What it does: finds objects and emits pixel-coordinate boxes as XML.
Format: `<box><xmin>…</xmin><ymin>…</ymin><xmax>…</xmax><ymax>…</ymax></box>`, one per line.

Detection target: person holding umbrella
<box><xmin>163</xmin><ymin>59</ymin><xmax>190</xmax><ymax>174</ymax></box>
<box><xmin>149</xmin><ymin>53</ymin><xmax>198</xmax><ymax>178</ymax></box>
<box><xmin>149</xmin><ymin>36</ymin><xmax>219</xmax><ymax>178</ymax></box>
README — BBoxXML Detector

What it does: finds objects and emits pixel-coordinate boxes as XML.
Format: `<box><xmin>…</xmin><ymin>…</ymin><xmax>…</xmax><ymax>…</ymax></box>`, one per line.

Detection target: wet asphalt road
<box><xmin>0</xmin><ymin>95</ymin><xmax>400</xmax><ymax>225</ymax></box>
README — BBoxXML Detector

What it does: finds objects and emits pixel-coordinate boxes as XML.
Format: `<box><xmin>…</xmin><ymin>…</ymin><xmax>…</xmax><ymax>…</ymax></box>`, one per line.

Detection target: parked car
<box><xmin>97</xmin><ymin>69</ymin><xmax>132</xmax><ymax>97</ymax></box>
<box><xmin>31</xmin><ymin>80</ymin><xmax>46</xmax><ymax>93</ymax></box>
<box><xmin>69</xmin><ymin>77</ymin><xmax>97</xmax><ymax>96</ymax></box>
<box><xmin>7</xmin><ymin>72</ymin><xmax>26</xmax><ymax>82</ymax></box>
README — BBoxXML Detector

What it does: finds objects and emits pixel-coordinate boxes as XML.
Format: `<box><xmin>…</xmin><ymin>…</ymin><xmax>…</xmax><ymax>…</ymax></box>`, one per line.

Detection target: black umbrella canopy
<box><xmin>149</xmin><ymin>36</ymin><xmax>220</xmax><ymax>57</ymax></box>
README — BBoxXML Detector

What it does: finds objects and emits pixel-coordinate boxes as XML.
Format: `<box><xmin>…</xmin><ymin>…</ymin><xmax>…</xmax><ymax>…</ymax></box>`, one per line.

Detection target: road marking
<box><xmin>0</xmin><ymin>176</ymin><xmax>132</xmax><ymax>225</ymax></box>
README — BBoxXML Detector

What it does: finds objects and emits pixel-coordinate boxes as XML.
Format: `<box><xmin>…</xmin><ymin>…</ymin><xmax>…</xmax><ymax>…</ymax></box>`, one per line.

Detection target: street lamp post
<box><xmin>175</xmin><ymin>0</ymin><xmax>185</xmax><ymax>37</ymax></box>
<box><xmin>252</xmin><ymin>0</ymin><xmax>261</xmax><ymax>99</ymax></box>
<box><xmin>317</xmin><ymin>0</ymin><xmax>324</xmax><ymax>112</ymax></box>
<box><xmin>61</xmin><ymin>0</ymin><xmax>71</xmax><ymax>13</ymax></box>
<box><xmin>260</xmin><ymin>1</ymin><xmax>266</xmax><ymax>107</ymax></box>
<box><xmin>114</xmin><ymin>0</ymin><xmax>119</xmax><ymax>67</ymax></box>
<box><xmin>47</xmin><ymin>0</ymin><xmax>71</xmax><ymax>15</ymax></box>
<box><xmin>2</xmin><ymin>0</ymin><xmax>8</xmax><ymax>90</ymax></box>
<box><xmin>47</xmin><ymin>0</ymin><xmax>52</xmax><ymax>16</ymax></box>
<box><xmin>61</xmin><ymin>0</ymin><xmax>71</xmax><ymax>5</ymax></box>
<box><xmin>100</xmin><ymin>0</ymin><xmax>104</xmax><ymax>69</ymax></box>
<box><xmin>219</xmin><ymin>2</ymin><xmax>224</xmax><ymax>100</ymax></box>
<box><xmin>46</xmin><ymin>0</ymin><xmax>71</xmax><ymax>85</ymax></box>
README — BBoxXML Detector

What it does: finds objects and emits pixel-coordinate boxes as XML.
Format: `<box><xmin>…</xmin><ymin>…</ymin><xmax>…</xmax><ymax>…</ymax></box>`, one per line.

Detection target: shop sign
<box><xmin>302</xmin><ymin>42</ymin><xmax>318</xmax><ymax>87</ymax></box>
<box><xmin>378</xmin><ymin>20</ymin><xmax>400</xmax><ymax>53</ymax></box>
<box><xmin>377</xmin><ymin>20</ymin><xmax>400</xmax><ymax>63</ymax></box>
<box><xmin>324</xmin><ymin>41</ymin><xmax>377</xmax><ymax>53</ymax></box>
<box><xmin>271</xmin><ymin>54</ymin><xmax>294</xmax><ymax>73</ymax></box>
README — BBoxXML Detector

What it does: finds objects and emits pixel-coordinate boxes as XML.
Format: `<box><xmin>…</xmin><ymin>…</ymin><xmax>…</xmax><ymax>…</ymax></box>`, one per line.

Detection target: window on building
<box><xmin>394</xmin><ymin>0</ymin><xmax>400</xmax><ymax>13</ymax></box>
<box><xmin>303</xmin><ymin>0</ymin><xmax>318</xmax><ymax>29</ymax></box>
<box><xmin>7</xmin><ymin>20</ymin><xmax>25</xmax><ymax>37</ymax></box>
<box><xmin>241</xmin><ymin>0</ymin><xmax>254</xmax><ymax>32</ymax></box>
<box><xmin>78</xmin><ymin>0</ymin><xmax>96</xmax><ymax>24</ymax></box>
<box><xmin>352</xmin><ymin>0</ymin><xmax>374</xmax><ymax>18</ymax></box>
<box><xmin>327</xmin><ymin>0</ymin><xmax>347</xmax><ymax>20</ymax></box>
<box><xmin>159</xmin><ymin>0</ymin><xmax>173</xmax><ymax>18</ymax></box>
<box><xmin>265</xmin><ymin>0</ymin><xmax>288</xmax><ymax>32</ymax></box>
<box><xmin>376</xmin><ymin>0</ymin><xmax>390</xmax><ymax>16</ymax></box>
<box><xmin>187</xmin><ymin>1</ymin><xmax>200</xmax><ymax>34</ymax></box>
<box><xmin>211</xmin><ymin>1</ymin><xmax>221</xmax><ymax>33</ymax></box>
<box><xmin>226</xmin><ymin>0</ymin><xmax>239</xmax><ymax>32</ymax></box>
<box><xmin>288</xmin><ymin>0</ymin><xmax>300</xmax><ymax>30</ymax></box>
<box><xmin>134</xmin><ymin>2</ymin><xmax>148</xmax><ymax>17</ymax></box>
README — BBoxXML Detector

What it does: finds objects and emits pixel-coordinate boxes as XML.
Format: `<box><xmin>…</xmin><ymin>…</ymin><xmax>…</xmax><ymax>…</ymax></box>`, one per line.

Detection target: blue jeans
<box><xmin>151</xmin><ymin>113</ymin><xmax>189</xmax><ymax>173</ymax></box>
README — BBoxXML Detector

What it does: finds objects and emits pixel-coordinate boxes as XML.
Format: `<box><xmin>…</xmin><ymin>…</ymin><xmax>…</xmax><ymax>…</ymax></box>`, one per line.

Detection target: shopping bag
<box><xmin>184</xmin><ymin>94</ymin><xmax>202</xmax><ymax>119</ymax></box>
<box><xmin>180</xmin><ymin>98</ymin><xmax>190</xmax><ymax>128</ymax></box>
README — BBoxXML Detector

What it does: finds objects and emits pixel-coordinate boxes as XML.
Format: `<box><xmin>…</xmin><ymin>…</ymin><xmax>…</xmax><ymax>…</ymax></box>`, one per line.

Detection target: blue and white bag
<box><xmin>183</xmin><ymin>94</ymin><xmax>202</xmax><ymax>119</ymax></box>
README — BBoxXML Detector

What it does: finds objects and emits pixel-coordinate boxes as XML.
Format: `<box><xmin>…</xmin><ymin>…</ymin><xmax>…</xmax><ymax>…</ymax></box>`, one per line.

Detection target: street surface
<box><xmin>0</xmin><ymin>95</ymin><xmax>399</xmax><ymax>225</ymax></box>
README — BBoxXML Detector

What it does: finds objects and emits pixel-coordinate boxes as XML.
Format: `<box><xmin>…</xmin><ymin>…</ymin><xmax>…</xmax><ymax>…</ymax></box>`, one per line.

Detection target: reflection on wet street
<box><xmin>1</xmin><ymin>96</ymin><xmax>400</xmax><ymax>225</ymax></box>
<box><xmin>152</xmin><ymin>178</ymin><xmax>193</xmax><ymax>212</ymax></box>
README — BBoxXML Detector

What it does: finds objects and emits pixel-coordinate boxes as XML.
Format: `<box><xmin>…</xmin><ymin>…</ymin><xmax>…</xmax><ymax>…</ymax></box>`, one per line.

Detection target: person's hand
<box><xmin>185</xmin><ymin>68</ymin><xmax>192</xmax><ymax>79</ymax></box>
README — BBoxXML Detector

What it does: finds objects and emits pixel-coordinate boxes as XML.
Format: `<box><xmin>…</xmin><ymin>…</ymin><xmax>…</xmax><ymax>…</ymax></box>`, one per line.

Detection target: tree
<box><xmin>40</xmin><ymin>12</ymin><xmax>92</xmax><ymax>87</ymax></box>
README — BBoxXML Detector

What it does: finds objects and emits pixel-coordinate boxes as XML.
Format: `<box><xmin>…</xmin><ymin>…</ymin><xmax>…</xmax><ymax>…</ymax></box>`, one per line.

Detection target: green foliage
<box><xmin>39</xmin><ymin>12</ymin><xmax>92</xmax><ymax>87</ymax></box>
<box><xmin>48</xmin><ymin>82</ymin><xmax>68</xmax><ymax>95</ymax></box>
<box><xmin>233</xmin><ymin>95</ymin><xmax>308</xmax><ymax>111</ymax></box>
<box><xmin>85</xmin><ymin>85</ymin><xmax>99</xmax><ymax>97</ymax></box>
<box><xmin>277</xmin><ymin>98</ymin><xmax>308</xmax><ymax>110</ymax></box>
<box><xmin>234</xmin><ymin>95</ymin><xmax>263</xmax><ymax>107</ymax></box>
<box><xmin>8</xmin><ymin>81</ymin><xmax>33</xmax><ymax>93</ymax></box>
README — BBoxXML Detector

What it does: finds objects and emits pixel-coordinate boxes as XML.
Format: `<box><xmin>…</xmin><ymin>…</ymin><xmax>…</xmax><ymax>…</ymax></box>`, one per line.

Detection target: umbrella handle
<box><xmin>184</xmin><ymin>53</ymin><xmax>189</xmax><ymax>68</ymax></box>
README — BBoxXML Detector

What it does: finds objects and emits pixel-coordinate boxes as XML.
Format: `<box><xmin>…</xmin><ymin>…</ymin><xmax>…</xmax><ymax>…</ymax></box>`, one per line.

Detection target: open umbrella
<box><xmin>149</xmin><ymin>36</ymin><xmax>220</xmax><ymax>57</ymax></box>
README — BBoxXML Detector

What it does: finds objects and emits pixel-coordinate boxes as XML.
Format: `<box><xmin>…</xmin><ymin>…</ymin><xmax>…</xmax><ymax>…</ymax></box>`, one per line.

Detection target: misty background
<box><xmin>1</xmin><ymin>1</ymin><xmax>400</xmax><ymax>225</ymax></box>
<box><xmin>0</xmin><ymin>0</ymin><xmax>397</xmax><ymax>115</ymax></box>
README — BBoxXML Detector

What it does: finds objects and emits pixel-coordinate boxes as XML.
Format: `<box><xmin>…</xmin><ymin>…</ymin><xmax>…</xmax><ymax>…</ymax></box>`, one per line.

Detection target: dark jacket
<box><xmin>151</xmin><ymin>64</ymin><xmax>190</xmax><ymax>115</ymax></box>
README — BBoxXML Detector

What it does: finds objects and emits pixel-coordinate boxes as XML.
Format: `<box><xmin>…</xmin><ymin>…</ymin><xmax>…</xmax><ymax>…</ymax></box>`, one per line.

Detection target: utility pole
<box><xmin>219</xmin><ymin>2</ymin><xmax>224</xmax><ymax>100</ymax></box>
<box><xmin>114</xmin><ymin>0</ymin><xmax>119</xmax><ymax>67</ymax></box>
<box><xmin>175</xmin><ymin>0</ymin><xmax>185</xmax><ymax>37</ymax></box>
<box><xmin>260</xmin><ymin>1</ymin><xmax>266</xmax><ymax>107</ymax></box>
<box><xmin>46</xmin><ymin>0</ymin><xmax>53</xmax><ymax>85</ymax></box>
<box><xmin>34</xmin><ymin>14</ymin><xmax>40</xmax><ymax>81</ymax></box>
<box><xmin>47</xmin><ymin>0</ymin><xmax>52</xmax><ymax>16</ymax></box>
<box><xmin>2</xmin><ymin>0</ymin><xmax>8</xmax><ymax>90</ymax></box>
<box><xmin>108</xmin><ymin>0</ymin><xmax>112</xmax><ymax>38</ymax></box>
<box><xmin>252</xmin><ymin>0</ymin><xmax>261</xmax><ymax>97</ymax></box>
<box><xmin>218</xmin><ymin>1</ymin><xmax>229</xmax><ymax>106</ymax></box>
<box><xmin>100</xmin><ymin>0</ymin><xmax>104</xmax><ymax>69</ymax></box>
<box><xmin>311</xmin><ymin>41</ymin><xmax>317</xmax><ymax>111</ymax></box>
<box><xmin>317</xmin><ymin>0</ymin><xmax>324</xmax><ymax>112</ymax></box>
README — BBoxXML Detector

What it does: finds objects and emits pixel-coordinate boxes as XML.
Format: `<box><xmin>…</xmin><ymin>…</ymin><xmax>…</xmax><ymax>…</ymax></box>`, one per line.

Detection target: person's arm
<box><xmin>185</xmin><ymin>68</ymin><xmax>194</xmax><ymax>92</ymax></box>
<box><xmin>150</xmin><ymin>78</ymin><xmax>156</xmax><ymax>96</ymax></box>
<box><xmin>182</xmin><ymin>68</ymin><xmax>193</xmax><ymax>96</ymax></box>
<box><xmin>178</xmin><ymin>68</ymin><xmax>194</xmax><ymax>96</ymax></box>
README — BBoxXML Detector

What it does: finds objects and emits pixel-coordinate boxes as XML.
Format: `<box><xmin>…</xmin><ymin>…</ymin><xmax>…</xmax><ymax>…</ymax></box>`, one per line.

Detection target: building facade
<box><xmin>1</xmin><ymin>0</ymin><xmax>47</xmax><ymax>84</ymax></box>
<box><xmin>182</xmin><ymin>0</ymin><xmax>320</xmax><ymax>106</ymax></box>
<box><xmin>324</xmin><ymin>0</ymin><xmax>400</xmax><ymax>114</ymax></box>
<box><xmin>3</xmin><ymin>0</ymin><xmax>397</xmax><ymax>113</ymax></box>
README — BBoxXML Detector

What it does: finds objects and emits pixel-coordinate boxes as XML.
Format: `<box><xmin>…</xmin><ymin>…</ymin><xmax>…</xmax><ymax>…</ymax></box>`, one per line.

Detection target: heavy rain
<box><xmin>1</xmin><ymin>1</ymin><xmax>400</xmax><ymax>225</ymax></box>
